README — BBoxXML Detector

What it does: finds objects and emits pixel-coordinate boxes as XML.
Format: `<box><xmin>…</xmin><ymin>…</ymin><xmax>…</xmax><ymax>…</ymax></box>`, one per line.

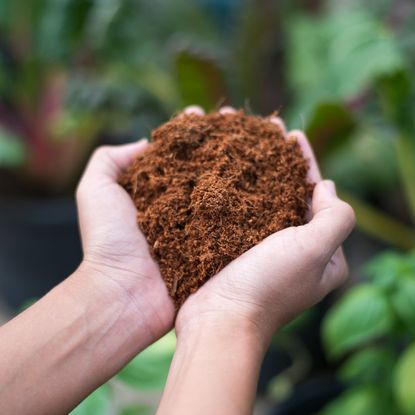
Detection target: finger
<box><xmin>219</xmin><ymin>106</ymin><xmax>236</xmax><ymax>114</ymax></box>
<box><xmin>287</xmin><ymin>130</ymin><xmax>321</xmax><ymax>183</ymax></box>
<box><xmin>79</xmin><ymin>140</ymin><xmax>149</xmax><ymax>188</ymax></box>
<box><xmin>269</xmin><ymin>116</ymin><xmax>287</xmax><ymax>136</ymax></box>
<box><xmin>76</xmin><ymin>141</ymin><xmax>150</xmax><ymax>251</ymax></box>
<box><xmin>182</xmin><ymin>105</ymin><xmax>205</xmax><ymax>116</ymax></box>
<box><xmin>303</xmin><ymin>180</ymin><xmax>355</xmax><ymax>261</ymax></box>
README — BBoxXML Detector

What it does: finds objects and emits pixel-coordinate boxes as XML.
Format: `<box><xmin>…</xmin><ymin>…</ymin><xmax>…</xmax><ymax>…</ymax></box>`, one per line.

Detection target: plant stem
<box><xmin>338</xmin><ymin>189</ymin><xmax>415</xmax><ymax>251</ymax></box>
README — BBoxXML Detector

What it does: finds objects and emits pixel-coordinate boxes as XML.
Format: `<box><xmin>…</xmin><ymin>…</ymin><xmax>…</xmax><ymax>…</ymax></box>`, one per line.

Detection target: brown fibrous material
<box><xmin>120</xmin><ymin>111</ymin><xmax>313</xmax><ymax>307</ymax></box>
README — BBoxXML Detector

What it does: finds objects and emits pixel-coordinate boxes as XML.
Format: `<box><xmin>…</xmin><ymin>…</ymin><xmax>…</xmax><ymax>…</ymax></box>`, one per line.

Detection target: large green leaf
<box><xmin>364</xmin><ymin>251</ymin><xmax>415</xmax><ymax>290</ymax></box>
<box><xmin>322</xmin><ymin>386</ymin><xmax>393</xmax><ymax>415</ymax></box>
<box><xmin>328</xmin><ymin>12</ymin><xmax>404</xmax><ymax>99</ymax></box>
<box><xmin>339</xmin><ymin>346</ymin><xmax>395</xmax><ymax>384</ymax></box>
<box><xmin>70</xmin><ymin>384</ymin><xmax>111</xmax><ymax>415</ymax></box>
<box><xmin>116</xmin><ymin>331</ymin><xmax>176</xmax><ymax>390</ymax></box>
<box><xmin>322</xmin><ymin>284</ymin><xmax>394</xmax><ymax>358</ymax></box>
<box><xmin>287</xmin><ymin>9</ymin><xmax>404</xmax><ymax>121</ymax></box>
<box><xmin>391</xmin><ymin>276</ymin><xmax>415</xmax><ymax>331</ymax></box>
<box><xmin>175</xmin><ymin>49</ymin><xmax>227</xmax><ymax>111</ymax></box>
<box><xmin>394</xmin><ymin>343</ymin><xmax>415</xmax><ymax>415</ymax></box>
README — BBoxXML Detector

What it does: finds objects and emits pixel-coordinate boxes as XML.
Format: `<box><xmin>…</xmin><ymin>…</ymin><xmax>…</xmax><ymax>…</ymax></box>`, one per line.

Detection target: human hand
<box><xmin>76</xmin><ymin>140</ymin><xmax>175</xmax><ymax>342</ymax></box>
<box><xmin>176</xmin><ymin>106</ymin><xmax>355</xmax><ymax>349</ymax></box>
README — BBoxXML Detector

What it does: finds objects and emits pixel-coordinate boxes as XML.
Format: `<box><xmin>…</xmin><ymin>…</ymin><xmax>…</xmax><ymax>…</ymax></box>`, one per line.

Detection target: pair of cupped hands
<box><xmin>76</xmin><ymin>106</ymin><xmax>355</xmax><ymax>350</ymax></box>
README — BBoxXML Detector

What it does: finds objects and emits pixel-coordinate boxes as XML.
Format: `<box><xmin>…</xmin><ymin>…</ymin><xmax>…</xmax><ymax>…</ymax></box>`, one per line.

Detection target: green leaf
<box><xmin>116</xmin><ymin>331</ymin><xmax>176</xmax><ymax>390</ymax></box>
<box><xmin>329</xmin><ymin>12</ymin><xmax>404</xmax><ymax>99</ymax></box>
<box><xmin>364</xmin><ymin>251</ymin><xmax>415</xmax><ymax>290</ymax></box>
<box><xmin>175</xmin><ymin>49</ymin><xmax>226</xmax><ymax>111</ymax></box>
<box><xmin>339</xmin><ymin>347</ymin><xmax>395</xmax><ymax>384</ymax></box>
<box><xmin>394</xmin><ymin>343</ymin><xmax>415</xmax><ymax>415</ymax></box>
<box><xmin>70</xmin><ymin>384</ymin><xmax>111</xmax><ymax>415</ymax></box>
<box><xmin>322</xmin><ymin>386</ymin><xmax>393</xmax><ymax>415</ymax></box>
<box><xmin>391</xmin><ymin>277</ymin><xmax>415</xmax><ymax>331</ymax></box>
<box><xmin>305</xmin><ymin>102</ymin><xmax>355</xmax><ymax>160</ymax></box>
<box><xmin>322</xmin><ymin>284</ymin><xmax>394</xmax><ymax>358</ymax></box>
<box><xmin>0</xmin><ymin>126</ymin><xmax>26</xmax><ymax>167</ymax></box>
<box><xmin>286</xmin><ymin>9</ymin><xmax>405</xmax><ymax>120</ymax></box>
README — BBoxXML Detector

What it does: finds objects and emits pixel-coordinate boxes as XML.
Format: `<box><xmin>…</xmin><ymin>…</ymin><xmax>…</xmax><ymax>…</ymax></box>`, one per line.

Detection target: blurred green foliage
<box><xmin>285</xmin><ymin>2</ymin><xmax>415</xmax><ymax>249</ymax></box>
<box><xmin>0</xmin><ymin>0</ymin><xmax>220</xmax><ymax>193</ymax></box>
<box><xmin>322</xmin><ymin>251</ymin><xmax>415</xmax><ymax>414</ymax></box>
<box><xmin>70</xmin><ymin>331</ymin><xmax>176</xmax><ymax>415</ymax></box>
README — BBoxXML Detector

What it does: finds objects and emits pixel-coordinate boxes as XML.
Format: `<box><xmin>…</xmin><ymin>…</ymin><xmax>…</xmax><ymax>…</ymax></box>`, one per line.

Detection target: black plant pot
<box><xmin>0</xmin><ymin>197</ymin><xmax>82</xmax><ymax>312</ymax></box>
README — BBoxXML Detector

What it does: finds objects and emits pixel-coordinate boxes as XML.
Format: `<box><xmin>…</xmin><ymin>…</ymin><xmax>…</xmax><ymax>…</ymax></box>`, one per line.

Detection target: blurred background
<box><xmin>1</xmin><ymin>0</ymin><xmax>415</xmax><ymax>414</ymax></box>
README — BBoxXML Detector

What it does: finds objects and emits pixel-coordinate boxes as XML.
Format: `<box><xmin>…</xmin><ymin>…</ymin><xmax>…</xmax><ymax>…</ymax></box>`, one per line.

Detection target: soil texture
<box><xmin>120</xmin><ymin>111</ymin><xmax>313</xmax><ymax>307</ymax></box>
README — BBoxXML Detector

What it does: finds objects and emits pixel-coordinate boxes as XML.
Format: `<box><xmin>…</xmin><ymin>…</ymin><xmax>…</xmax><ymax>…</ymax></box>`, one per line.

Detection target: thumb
<box><xmin>303</xmin><ymin>180</ymin><xmax>355</xmax><ymax>261</ymax></box>
<box><xmin>76</xmin><ymin>140</ymin><xmax>150</xmax><ymax>252</ymax></box>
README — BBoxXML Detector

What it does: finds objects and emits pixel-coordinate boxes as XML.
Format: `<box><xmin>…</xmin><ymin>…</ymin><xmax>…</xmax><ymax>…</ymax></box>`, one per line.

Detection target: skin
<box><xmin>0</xmin><ymin>106</ymin><xmax>355</xmax><ymax>415</ymax></box>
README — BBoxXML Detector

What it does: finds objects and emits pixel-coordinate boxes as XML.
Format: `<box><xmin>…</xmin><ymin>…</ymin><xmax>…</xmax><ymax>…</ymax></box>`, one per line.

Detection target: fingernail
<box><xmin>323</xmin><ymin>180</ymin><xmax>336</xmax><ymax>196</ymax></box>
<box><xmin>183</xmin><ymin>105</ymin><xmax>205</xmax><ymax>115</ymax></box>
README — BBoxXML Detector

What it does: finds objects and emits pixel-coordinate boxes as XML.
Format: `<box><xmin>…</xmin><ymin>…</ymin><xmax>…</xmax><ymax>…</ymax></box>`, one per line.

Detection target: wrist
<box><xmin>176</xmin><ymin>310</ymin><xmax>270</xmax><ymax>358</ymax></box>
<box><xmin>159</xmin><ymin>310</ymin><xmax>266</xmax><ymax>415</ymax></box>
<box><xmin>176</xmin><ymin>291</ymin><xmax>280</xmax><ymax>355</ymax></box>
<box><xmin>65</xmin><ymin>262</ymin><xmax>165</xmax><ymax>355</ymax></box>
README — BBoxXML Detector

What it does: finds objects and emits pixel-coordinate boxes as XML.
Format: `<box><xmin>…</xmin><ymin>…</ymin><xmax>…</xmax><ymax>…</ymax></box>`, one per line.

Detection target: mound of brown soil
<box><xmin>120</xmin><ymin>111</ymin><xmax>313</xmax><ymax>307</ymax></box>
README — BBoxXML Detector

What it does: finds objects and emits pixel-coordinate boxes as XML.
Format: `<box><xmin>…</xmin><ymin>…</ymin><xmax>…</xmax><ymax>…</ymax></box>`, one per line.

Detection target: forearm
<box><xmin>0</xmin><ymin>263</ymin><xmax>157</xmax><ymax>415</ymax></box>
<box><xmin>157</xmin><ymin>320</ymin><xmax>266</xmax><ymax>415</ymax></box>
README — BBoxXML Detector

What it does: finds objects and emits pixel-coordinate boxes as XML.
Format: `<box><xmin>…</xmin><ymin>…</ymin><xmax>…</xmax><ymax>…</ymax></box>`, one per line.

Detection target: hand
<box><xmin>176</xmin><ymin>106</ymin><xmax>356</xmax><ymax>349</ymax></box>
<box><xmin>76</xmin><ymin>140</ymin><xmax>175</xmax><ymax>342</ymax></box>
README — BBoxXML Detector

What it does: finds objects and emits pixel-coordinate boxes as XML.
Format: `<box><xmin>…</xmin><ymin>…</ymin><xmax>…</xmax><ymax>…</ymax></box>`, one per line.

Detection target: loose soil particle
<box><xmin>120</xmin><ymin>111</ymin><xmax>313</xmax><ymax>307</ymax></box>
